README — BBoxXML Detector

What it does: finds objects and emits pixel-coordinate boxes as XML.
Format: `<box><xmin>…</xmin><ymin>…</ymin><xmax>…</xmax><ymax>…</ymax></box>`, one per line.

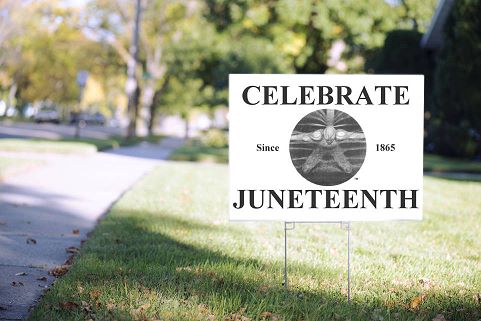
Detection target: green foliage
<box><xmin>170</xmin><ymin>141</ymin><xmax>228</xmax><ymax>163</ymax></box>
<box><xmin>200</xmin><ymin>128</ymin><xmax>228</xmax><ymax>148</ymax></box>
<box><xmin>367</xmin><ymin>30</ymin><xmax>427</xmax><ymax>74</ymax></box>
<box><xmin>429</xmin><ymin>0</ymin><xmax>481</xmax><ymax>158</ymax></box>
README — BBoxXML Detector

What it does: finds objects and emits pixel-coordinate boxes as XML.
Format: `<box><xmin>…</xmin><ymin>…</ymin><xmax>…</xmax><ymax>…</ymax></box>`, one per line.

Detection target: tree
<box><xmin>429</xmin><ymin>0</ymin><xmax>481</xmax><ymax>158</ymax></box>
<box><xmin>85</xmin><ymin>0</ymin><xmax>201</xmax><ymax>136</ymax></box>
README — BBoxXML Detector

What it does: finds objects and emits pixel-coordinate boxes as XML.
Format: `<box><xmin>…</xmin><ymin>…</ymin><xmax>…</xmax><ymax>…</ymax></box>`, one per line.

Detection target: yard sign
<box><xmin>229</xmin><ymin>74</ymin><xmax>423</xmax><ymax>222</ymax></box>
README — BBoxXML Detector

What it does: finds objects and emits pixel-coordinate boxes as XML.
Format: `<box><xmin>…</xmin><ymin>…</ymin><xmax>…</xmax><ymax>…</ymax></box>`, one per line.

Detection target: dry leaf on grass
<box><xmin>64</xmin><ymin>255</ymin><xmax>75</xmax><ymax>266</ymax></box>
<box><xmin>473</xmin><ymin>293</ymin><xmax>481</xmax><ymax>304</ymax></box>
<box><xmin>130</xmin><ymin>303</ymin><xmax>151</xmax><ymax>319</ymax></box>
<box><xmin>260</xmin><ymin>312</ymin><xmax>272</xmax><ymax>318</ymax></box>
<box><xmin>258</xmin><ymin>285</ymin><xmax>269</xmax><ymax>293</ymax></box>
<box><xmin>432</xmin><ymin>314</ymin><xmax>448</xmax><ymax>321</ymax></box>
<box><xmin>419</xmin><ymin>278</ymin><xmax>431</xmax><ymax>288</ymax></box>
<box><xmin>60</xmin><ymin>301</ymin><xmax>78</xmax><ymax>310</ymax></box>
<box><xmin>225</xmin><ymin>308</ymin><xmax>251</xmax><ymax>321</ymax></box>
<box><xmin>89</xmin><ymin>290</ymin><xmax>101</xmax><ymax>300</ymax></box>
<box><xmin>26</xmin><ymin>238</ymin><xmax>37</xmax><ymax>244</ymax></box>
<box><xmin>66</xmin><ymin>246</ymin><xmax>80</xmax><ymax>254</ymax></box>
<box><xmin>260</xmin><ymin>311</ymin><xmax>279</xmax><ymax>320</ymax></box>
<box><xmin>81</xmin><ymin>300</ymin><xmax>92</xmax><ymax>313</ymax></box>
<box><xmin>49</xmin><ymin>265</ymin><xmax>70</xmax><ymax>277</ymax></box>
<box><xmin>410</xmin><ymin>294</ymin><xmax>426</xmax><ymax>310</ymax></box>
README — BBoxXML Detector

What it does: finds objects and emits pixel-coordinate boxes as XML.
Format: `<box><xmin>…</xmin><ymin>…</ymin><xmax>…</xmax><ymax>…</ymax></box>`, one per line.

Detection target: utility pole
<box><xmin>126</xmin><ymin>0</ymin><xmax>142</xmax><ymax>138</ymax></box>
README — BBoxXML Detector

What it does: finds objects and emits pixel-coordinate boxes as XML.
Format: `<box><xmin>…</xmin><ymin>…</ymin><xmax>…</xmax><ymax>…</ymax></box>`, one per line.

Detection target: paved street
<box><xmin>0</xmin><ymin>121</ymin><xmax>123</xmax><ymax>140</ymax></box>
<box><xmin>0</xmin><ymin>137</ymin><xmax>183</xmax><ymax>320</ymax></box>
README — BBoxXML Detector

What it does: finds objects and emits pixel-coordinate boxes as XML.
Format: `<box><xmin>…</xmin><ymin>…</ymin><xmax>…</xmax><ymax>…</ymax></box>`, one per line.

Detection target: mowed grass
<box><xmin>0</xmin><ymin>136</ymin><xmax>164</xmax><ymax>154</ymax></box>
<box><xmin>29</xmin><ymin>162</ymin><xmax>481</xmax><ymax>321</ymax></box>
<box><xmin>424</xmin><ymin>154</ymin><xmax>481</xmax><ymax>173</ymax></box>
<box><xmin>170</xmin><ymin>144</ymin><xmax>228</xmax><ymax>163</ymax></box>
<box><xmin>169</xmin><ymin>147</ymin><xmax>481</xmax><ymax>174</ymax></box>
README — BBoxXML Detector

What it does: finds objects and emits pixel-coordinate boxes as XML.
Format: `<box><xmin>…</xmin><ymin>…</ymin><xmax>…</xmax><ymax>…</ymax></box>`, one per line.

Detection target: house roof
<box><xmin>421</xmin><ymin>0</ymin><xmax>456</xmax><ymax>49</ymax></box>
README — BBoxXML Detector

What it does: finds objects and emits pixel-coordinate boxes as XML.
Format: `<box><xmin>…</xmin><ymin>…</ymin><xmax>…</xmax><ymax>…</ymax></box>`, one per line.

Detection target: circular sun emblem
<box><xmin>289</xmin><ymin>109</ymin><xmax>366</xmax><ymax>186</ymax></box>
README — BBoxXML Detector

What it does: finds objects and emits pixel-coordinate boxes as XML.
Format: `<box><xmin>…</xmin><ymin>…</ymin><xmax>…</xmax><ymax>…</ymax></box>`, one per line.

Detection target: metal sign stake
<box><xmin>347</xmin><ymin>221</ymin><xmax>351</xmax><ymax>303</ymax></box>
<box><xmin>342</xmin><ymin>221</ymin><xmax>352</xmax><ymax>303</ymax></box>
<box><xmin>283</xmin><ymin>222</ymin><xmax>295</xmax><ymax>289</ymax></box>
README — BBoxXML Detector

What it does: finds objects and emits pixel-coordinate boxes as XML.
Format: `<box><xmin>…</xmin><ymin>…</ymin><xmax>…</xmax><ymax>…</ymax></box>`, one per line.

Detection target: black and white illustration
<box><xmin>289</xmin><ymin>109</ymin><xmax>366</xmax><ymax>186</ymax></box>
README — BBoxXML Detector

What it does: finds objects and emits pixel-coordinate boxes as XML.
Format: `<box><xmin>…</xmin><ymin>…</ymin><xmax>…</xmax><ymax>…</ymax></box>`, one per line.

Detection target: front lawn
<box><xmin>29</xmin><ymin>162</ymin><xmax>481</xmax><ymax>321</ymax></box>
<box><xmin>0</xmin><ymin>135</ymin><xmax>164</xmax><ymax>154</ymax></box>
<box><xmin>170</xmin><ymin>142</ymin><xmax>228</xmax><ymax>163</ymax></box>
<box><xmin>424</xmin><ymin>154</ymin><xmax>481</xmax><ymax>173</ymax></box>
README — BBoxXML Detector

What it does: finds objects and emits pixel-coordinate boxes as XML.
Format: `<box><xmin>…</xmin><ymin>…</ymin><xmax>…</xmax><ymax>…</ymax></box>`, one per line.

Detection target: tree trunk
<box><xmin>127</xmin><ymin>86</ymin><xmax>140</xmax><ymax>138</ymax></box>
<box><xmin>184</xmin><ymin>116</ymin><xmax>189</xmax><ymax>140</ymax></box>
<box><xmin>138</xmin><ymin>79</ymin><xmax>155</xmax><ymax>137</ymax></box>
<box><xmin>125</xmin><ymin>0</ymin><xmax>142</xmax><ymax>138</ymax></box>
<box><xmin>148</xmin><ymin>74</ymin><xmax>171</xmax><ymax>135</ymax></box>
<box><xmin>7</xmin><ymin>82</ymin><xmax>17</xmax><ymax>109</ymax></box>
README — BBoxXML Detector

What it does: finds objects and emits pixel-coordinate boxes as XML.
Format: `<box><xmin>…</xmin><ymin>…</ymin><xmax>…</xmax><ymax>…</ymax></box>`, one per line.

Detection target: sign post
<box><xmin>229</xmin><ymin>74</ymin><xmax>424</xmax><ymax>299</ymax></box>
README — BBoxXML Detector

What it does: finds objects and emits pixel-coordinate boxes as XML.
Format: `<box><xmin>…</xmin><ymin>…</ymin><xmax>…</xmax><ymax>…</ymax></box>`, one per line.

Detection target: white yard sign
<box><xmin>229</xmin><ymin>74</ymin><xmax>424</xmax><ymax>222</ymax></box>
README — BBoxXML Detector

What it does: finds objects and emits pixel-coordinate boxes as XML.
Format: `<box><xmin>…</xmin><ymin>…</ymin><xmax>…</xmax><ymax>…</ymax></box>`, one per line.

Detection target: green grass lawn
<box><xmin>170</xmin><ymin>142</ymin><xmax>228</xmax><ymax>163</ymax></box>
<box><xmin>29</xmin><ymin>162</ymin><xmax>481</xmax><ymax>321</ymax></box>
<box><xmin>424</xmin><ymin>154</ymin><xmax>481</xmax><ymax>173</ymax></box>
<box><xmin>169</xmin><ymin>145</ymin><xmax>481</xmax><ymax>175</ymax></box>
<box><xmin>0</xmin><ymin>136</ymin><xmax>163</xmax><ymax>154</ymax></box>
<box><xmin>0</xmin><ymin>157</ymin><xmax>44</xmax><ymax>180</ymax></box>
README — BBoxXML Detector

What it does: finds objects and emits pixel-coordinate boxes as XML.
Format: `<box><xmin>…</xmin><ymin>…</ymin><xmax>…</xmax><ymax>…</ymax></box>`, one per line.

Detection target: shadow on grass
<box><xmin>31</xmin><ymin>210</ymin><xmax>481</xmax><ymax>321</ymax></box>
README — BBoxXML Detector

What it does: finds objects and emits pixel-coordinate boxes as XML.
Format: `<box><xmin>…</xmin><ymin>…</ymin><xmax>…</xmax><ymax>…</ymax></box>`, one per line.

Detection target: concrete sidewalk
<box><xmin>0</xmin><ymin>137</ymin><xmax>183</xmax><ymax>320</ymax></box>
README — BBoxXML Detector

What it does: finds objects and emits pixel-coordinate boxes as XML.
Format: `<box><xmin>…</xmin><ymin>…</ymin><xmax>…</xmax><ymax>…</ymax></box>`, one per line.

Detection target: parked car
<box><xmin>70</xmin><ymin>112</ymin><xmax>106</xmax><ymax>126</ymax></box>
<box><xmin>34</xmin><ymin>107</ymin><xmax>60</xmax><ymax>124</ymax></box>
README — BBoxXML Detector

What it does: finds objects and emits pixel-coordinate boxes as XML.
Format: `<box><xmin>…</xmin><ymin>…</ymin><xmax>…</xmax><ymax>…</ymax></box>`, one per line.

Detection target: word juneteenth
<box><xmin>232</xmin><ymin>189</ymin><xmax>419</xmax><ymax>209</ymax></box>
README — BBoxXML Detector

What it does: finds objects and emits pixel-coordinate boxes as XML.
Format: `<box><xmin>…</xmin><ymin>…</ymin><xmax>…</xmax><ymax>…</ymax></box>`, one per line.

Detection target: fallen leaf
<box><xmin>419</xmin><ymin>278</ymin><xmax>431</xmax><ymax>288</ymax></box>
<box><xmin>90</xmin><ymin>290</ymin><xmax>101</xmax><ymax>300</ymax></box>
<box><xmin>260</xmin><ymin>312</ymin><xmax>272</xmax><ymax>318</ymax></box>
<box><xmin>410</xmin><ymin>294</ymin><xmax>426</xmax><ymax>310</ymax></box>
<box><xmin>474</xmin><ymin>293</ymin><xmax>481</xmax><ymax>304</ymax></box>
<box><xmin>72</xmin><ymin>229</ymin><xmax>80</xmax><ymax>235</ymax></box>
<box><xmin>15</xmin><ymin>272</ymin><xmax>27</xmax><ymax>276</ymax></box>
<box><xmin>432</xmin><ymin>314</ymin><xmax>448</xmax><ymax>321</ymax></box>
<box><xmin>65</xmin><ymin>246</ymin><xmax>80</xmax><ymax>254</ymax></box>
<box><xmin>260</xmin><ymin>311</ymin><xmax>280</xmax><ymax>320</ymax></box>
<box><xmin>26</xmin><ymin>238</ymin><xmax>37</xmax><ymax>245</ymax></box>
<box><xmin>130</xmin><ymin>303</ymin><xmax>150</xmax><ymax>318</ymax></box>
<box><xmin>36</xmin><ymin>276</ymin><xmax>47</xmax><ymax>281</ymax></box>
<box><xmin>64</xmin><ymin>255</ymin><xmax>75</xmax><ymax>266</ymax></box>
<box><xmin>81</xmin><ymin>300</ymin><xmax>92</xmax><ymax>313</ymax></box>
<box><xmin>49</xmin><ymin>265</ymin><xmax>69</xmax><ymax>277</ymax></box>
<box><xmin>60</xmin><ymin>301</ymin><xmax>78</xmax><ymax>310</ymax></box>
<box><xmin>259</xmin><ymin>285</ymin><xmax>269</xmax><ymax>293</ymax></box>
<box><xmin>11</xmin><ymin>281</ymin><xmax>24</xmax><ymax>287</ymax></box>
